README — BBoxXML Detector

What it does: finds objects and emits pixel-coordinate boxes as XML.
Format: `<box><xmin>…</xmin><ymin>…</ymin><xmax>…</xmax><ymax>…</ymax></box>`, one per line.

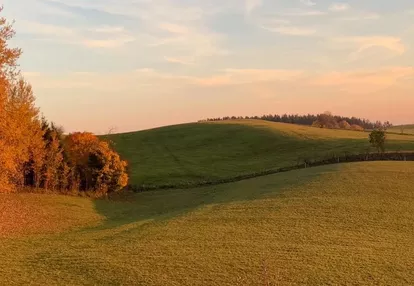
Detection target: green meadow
<box><xmin>1</xmin><ymin>162</ymin><xmax>413</xmax><ymax>285</ymax></box>
<box><xmin>389</xmin><ymin>125</ymin><xmax>414</xmax><ymax>135</ymax></box>
<box><xmin>107</xmin><ymin>120</ymin><xmax>414</xmax><ymax>188</ymax></box>
<box><xmin>3</xmin><ymin>121</ymin><xmax>414</xmax><ymax>285</ymax></box>
<box><xmin>1</xmin><ymin>1</ymin><xmax>413</xmax><ymax>284</ymax></box>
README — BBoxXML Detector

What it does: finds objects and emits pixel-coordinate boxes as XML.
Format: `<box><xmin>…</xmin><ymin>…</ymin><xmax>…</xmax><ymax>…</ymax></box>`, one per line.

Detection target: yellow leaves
<box><xmin>65</xmin><ymin>132</ymin><xmax>100</xmax><ymax>165</ymax></box>
<box><xmin>0</xmin><ymin>10</ymin><xmax>32</xmax><ymax>192</ymax></box>
<box><xmin>0</xmin><ymin>8</ymin><xmax>22</xmax><ymax>80</ymax></box>
<box><xmin>0</xmin><ymin>77</ymin><xmax>42</xmax><ymax>192</ymax></box>
<box><xmin>0</xmin><ymin>9</ymin><xmax>128</xmax><ymax>195</ymax></box>
<box><xmin>65</xmin><ymin>132</ymin><xmax>129</xmax><ymax>193</ymax></box>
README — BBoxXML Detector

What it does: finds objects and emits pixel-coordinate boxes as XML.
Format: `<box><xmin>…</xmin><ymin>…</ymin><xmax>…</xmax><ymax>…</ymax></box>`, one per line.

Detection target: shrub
<box><xmin>369</xmin><ymin>130</ymin><xmax>386</xmax><ymax>153</ymax></box>
<box><xmin>351</xmin><ymin>124</ymin><xmax>364</xmax><ymax>131</ymax></box>
<box><xmin>339</xmin><ymin>120</ymin><xmax>351</xmax><ymax>130</ymax></box>
<box><xmin>65</xmin><ymin>132</ymin><xmax>128</xmax><ymax>194</ymax></box>
<box><xmin>312</xmin><ymin>112</ymin><xmax>339</xmax><ymax>129</ymax></box>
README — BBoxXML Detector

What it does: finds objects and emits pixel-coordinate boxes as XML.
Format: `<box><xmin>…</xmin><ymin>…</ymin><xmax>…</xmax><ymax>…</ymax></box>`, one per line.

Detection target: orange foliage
<box><xmin>65</xmin><ymin>132</ymin><xmax>100</xmax><ymax>166</ymax></box>
<box><xmin>339</xmin><ymin>120</ymin><xmax>351</xmax><ymax>130</ymax></box>
<box><xmin>65</xmin><ymin>132</ymin><xmax>128</xmax><ymax>193</ymax></box>
<box><xmin>351</xmin><ymin>124</ymin><xmax>364</xmax><ymax>131</ymax></box>
<box><xmin>0</xmin><ymin>9</ymin><xmax>39</xmax><ymax>192</ymax></box>
<box><xmin>0</xmin><ymin>8</ymin><xmax>128</xmax><ymax>195</ymax></box>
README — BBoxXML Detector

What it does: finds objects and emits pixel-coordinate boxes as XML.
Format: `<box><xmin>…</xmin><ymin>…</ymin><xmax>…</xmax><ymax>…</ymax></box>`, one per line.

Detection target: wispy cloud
<box><xmin>159</xmin><ymin>23</ymin><xmax>190</xmax><ymax>35</ymax></box>
<box><xmin>329</xmin><ymin>3</ymin><xmax>350</xmax><ymax>12</ymax></box>
<box><xmin>90</xmin><ymin>26</ymin><xmax>126</xmax><ymax>33</ymax></box>
<box><xmin>8</xmin><ymin>0</ymin><xmax>414</xmax><ymax>132</ymax></box>
<box><xmin>18</xmin><ymin>20</ymin><xmax>135</xmax><ymax>49</ymax></box>
<box><xmin>24</xmin><ymin>68</ymin><xmax>303</xmax><ymax>91</ymax></box>
<box><xmin>82</xmin><ymin>36</ymin><xmax>135</xmax><ymax>49</ymax></box>
<box><xmin>310</xmin><ymin>67</ymin><xmax>414</xmax><ymax>94</ymax></box>
<box><xmin>19</xmin><ymin>21</ymin><xmax>75</xmax><ymax>37</ymax></box>
<box><xmin>164</xmin><ymin>57</ymin><xmax>194</xmax><ymax>65</ymax></box>
<box><xmin>153</xmin><ymin>23</ymin><xmax>228</xmax><ymax>64</ymax></box>
<box><xmin>261</xmin><ymin>24</ymin><xmax>316</xmax><ymax>36</ymax></box>
<box><xmin>245</xmin><ymin>0</ymin><xmax>263</xmax><ymax>14</ymax></box>
<box><xmin>194</xmin><ymin>69</ymin><xmax>304</xmax><ymax>86</ymax></box>
<box><xmin>338</xmin><ymin>12</ymin><xmax>380</xmax><ymax>21</ymax></box>
<box><xmin>23</xmin><ymin>69</ymin><xmax>169</xmax><ymax>91</ymax></box>
<box><xmin>334</xmin><ymin>36</ymin><xmax>406</xmax><ymax>59</ymax></box>
<box><xmin>28</xmin><ymin>66</ymin><xmax>413</xmax><ymax>96</ymax></box>
<box><xmin>282</xmin><ymin>10</ymin><xmax>326</xmax><ymax>16</ymax></box>
<box><xmin>39</xmin><ymin>2</ymin><xmax>77</xmax><ymax>18</ymax></box>
<box><xmin>43</xmin><ymin>1</ymin><xmax>227</xmax><ymax>64</ymax></box>
<box><xmin>300</xmin><ymin>0</ymin><xmax>316</xmax><ymax>7</ymax></box>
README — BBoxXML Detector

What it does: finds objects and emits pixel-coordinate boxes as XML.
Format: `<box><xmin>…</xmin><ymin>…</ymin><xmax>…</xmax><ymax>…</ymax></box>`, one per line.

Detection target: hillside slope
<box><xmin>389</xmin><ymin>124</ymin><xmax>414</xmax><ymax>135</ymax></box>
<box><xmin>107</xmin><ymin>120</ymin><xmax>414</xmax><ymax>188</ymax></box>
<box><xmin>1</xmin><ymin>162</ymin><xmax>413</xmax><ymax>285</ymax></box>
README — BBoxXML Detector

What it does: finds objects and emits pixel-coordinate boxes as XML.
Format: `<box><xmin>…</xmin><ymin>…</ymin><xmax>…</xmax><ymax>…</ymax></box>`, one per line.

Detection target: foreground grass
<box><xmin>106</xmin><ymin>120</ymin><xmax>414</xmax><ymax>188</ymax></box>
<box><xmin>1</xmin><ymin>162</ymin><xmax>413</xmax><ymax>285</ymax></box>
<box><xmin>0</xmin><ymin>194</ymin><xmax>103</xmax><ymax>237</ymax></box>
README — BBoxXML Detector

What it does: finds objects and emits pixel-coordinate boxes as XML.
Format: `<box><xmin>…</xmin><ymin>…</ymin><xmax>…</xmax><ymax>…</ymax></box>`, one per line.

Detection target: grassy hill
<box><xmin>1</xmin><ymin>162</ymin><xmax>413</xmax><ymax>285</ymax></box>
<box><xmin>388</xmin><ymin>124</ymin><xmax>414</xmax><ymax>135</ymax></box>
<box><xmin>106</xmin><ymin>120</ymin><xmax>414</xmax><ymax>188</ymax></box>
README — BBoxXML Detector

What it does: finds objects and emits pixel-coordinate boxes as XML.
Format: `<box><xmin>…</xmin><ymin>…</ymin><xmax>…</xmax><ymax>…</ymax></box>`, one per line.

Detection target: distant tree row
<box><xmin>200</xmin><ymin>111</ymin><xmax>392</xmax><ymax>131</ymax></box>
<box><xmin>0</xmin><ymin>9</ymin><xmax>128</xmax><ymax>194</ymax></box>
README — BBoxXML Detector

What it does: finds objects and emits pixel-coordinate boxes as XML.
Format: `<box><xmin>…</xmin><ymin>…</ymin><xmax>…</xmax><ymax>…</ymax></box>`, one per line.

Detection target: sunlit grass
<box><xmin>1</xmin><ymin>162</ymin><xmax>413</xmax><ymax>285</ymax></box>
<box><xmin>106</xmin><ymin>120</ymin><xmax>414</xmax><ymax>187</ymax></box>
<box><xmin>389</xmin><ymin>124</ymin><xmax>414</xmax><ymax>135</ymax></box>
<box><xmin>0</xmin><ymin>194</ymin><xmax>103</xmax><ymax>238</ymax></box>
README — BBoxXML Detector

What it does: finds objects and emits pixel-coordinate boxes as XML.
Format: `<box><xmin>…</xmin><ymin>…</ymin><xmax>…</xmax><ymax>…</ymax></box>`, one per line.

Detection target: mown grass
<box><xmin>1</xmin><ymin>162</ymin><xmax>413</xmax><ymax>285</ymax></box>
<box><xmin>106</xmin><ymin>120</ymin><xmax>414</xmax><ymax>188</ymax></box>
<box><xmin>0</xmin><ymin>194</ymin><xmax>103</xmax><ymax>237</ymax></box>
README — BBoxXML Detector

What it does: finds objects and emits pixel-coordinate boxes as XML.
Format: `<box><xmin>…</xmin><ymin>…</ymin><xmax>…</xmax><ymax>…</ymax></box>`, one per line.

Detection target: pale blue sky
<box><xmin>3</xmin><ymin>0</ymin><xmax>414</xmax><ymax>133</ymax></box>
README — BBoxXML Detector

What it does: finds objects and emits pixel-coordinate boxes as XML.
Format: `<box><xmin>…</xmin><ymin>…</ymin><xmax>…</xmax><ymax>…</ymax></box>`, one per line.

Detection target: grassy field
<box><xmin>106</xmin><ymin>120</ymin><xmax>414</xmax><ymax>188</ymax></box>
<box><xmin>389</xmin><ymin>125</ymin><xmax>414</xmax><ymax>135</ymax></box>
<box><xmin>1</xmin><ymin>162</ymin><xmax>413</xmax><ymax>285</ymax></box>
<box><xmin>0</xmin><ymin>194</ymin><xmax>102</xmax><ymax>238</ymax></box>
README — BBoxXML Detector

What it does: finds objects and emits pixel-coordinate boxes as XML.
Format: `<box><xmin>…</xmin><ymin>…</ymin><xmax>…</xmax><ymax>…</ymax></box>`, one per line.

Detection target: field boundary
<box><xmin>128</xmin><ymin>151</ymin><xmax>414</xmax><ymax>192</ymax></box>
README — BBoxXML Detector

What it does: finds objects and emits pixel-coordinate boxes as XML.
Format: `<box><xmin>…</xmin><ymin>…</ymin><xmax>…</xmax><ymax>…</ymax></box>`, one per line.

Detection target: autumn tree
<box><xmin>0</xmin><ymin>8</ymin><xmax>46</xmax><ymax>193</ymax></box>
<box><xmin>39</xmin><ymin>120</ymin><xmax>66</xmax><ymax>190</ymax></box>
<box><xmin>382</xmin><ymin>121</ymin><xmax>392</xmax><ymax>131</ymax></box>
<box><xmin>339</xmin><ymin>120</ymin><xmax>351</xmax><ymax>130</ymax></box>
<box><xmin>312</xmin><ymin>111</ymin><xmax>339</xmax><ymax>129</ymax></box>
<box><xmin>88</xmin><ymin>141</ymin><xmax>129</xmax><ymax>193</ymax></box>
<box><xmin>0</xmin><ymin>7</ymin><xmax>24</xmax><ymax>192</ymax></box>
<box><xmin>65</xmin><ymin>132</ymin><xmax>128</xmax><ymax>193</ymax></box>
<box><xmin>351</xmin><ymin>124</ymin><xmax>364</xmax><ymax>131</ymax></box>
<box><xmin>0</xmin><ymin>8</ymin><xmax>128</xmax><ymax>195</ymax></box>
<box><xmin>0</xmin><ymin>79</ymin><xmax>44</xmax><ymax>193</ymax></box>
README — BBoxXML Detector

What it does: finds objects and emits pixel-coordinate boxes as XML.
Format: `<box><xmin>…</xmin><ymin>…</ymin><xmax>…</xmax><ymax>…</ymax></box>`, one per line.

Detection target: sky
<box><xmin>2</xmin><ymin>0</ymin><xmax>414</xmax><ymax>133</ymax></box>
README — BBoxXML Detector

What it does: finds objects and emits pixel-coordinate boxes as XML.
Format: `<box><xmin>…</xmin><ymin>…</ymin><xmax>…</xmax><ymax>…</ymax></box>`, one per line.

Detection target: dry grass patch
<box><xmin>0</xmin><ymin>194</ymin><xmax>103</xmax><ymax>237</ymax></box>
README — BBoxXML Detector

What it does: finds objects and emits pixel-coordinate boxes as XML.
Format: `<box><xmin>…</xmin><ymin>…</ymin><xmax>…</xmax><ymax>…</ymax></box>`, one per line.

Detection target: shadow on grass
<box><xmin>93</xmin><ymin>164</ymin><xmax>337</xmax><ymax>231</ymax></box>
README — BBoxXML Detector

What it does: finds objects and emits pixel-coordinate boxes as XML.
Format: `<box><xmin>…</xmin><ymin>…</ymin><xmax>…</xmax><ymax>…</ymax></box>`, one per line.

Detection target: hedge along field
<box><xmin>1</xmin><ymin>162</ymin><xmax>413</xmax><ymax>285</ymax></box>
<box><xmin>106</xmin><ymin>120</ymin><xmax>414</xmax><ymax>188</ymax></box>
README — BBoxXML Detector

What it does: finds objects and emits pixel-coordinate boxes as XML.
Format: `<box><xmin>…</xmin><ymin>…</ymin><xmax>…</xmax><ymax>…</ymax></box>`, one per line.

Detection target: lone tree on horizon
<box><xmin>369</xmin><ymin>130</ymin><xmax>386</xmax><ymax>154</ymax></box>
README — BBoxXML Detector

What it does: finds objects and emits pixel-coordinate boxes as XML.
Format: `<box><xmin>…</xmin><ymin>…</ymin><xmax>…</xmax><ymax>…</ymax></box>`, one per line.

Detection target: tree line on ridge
<box><xmin>200</xmin><ymin>112</ymin><xmax>392</xmax><ymax>131</ymax></box>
